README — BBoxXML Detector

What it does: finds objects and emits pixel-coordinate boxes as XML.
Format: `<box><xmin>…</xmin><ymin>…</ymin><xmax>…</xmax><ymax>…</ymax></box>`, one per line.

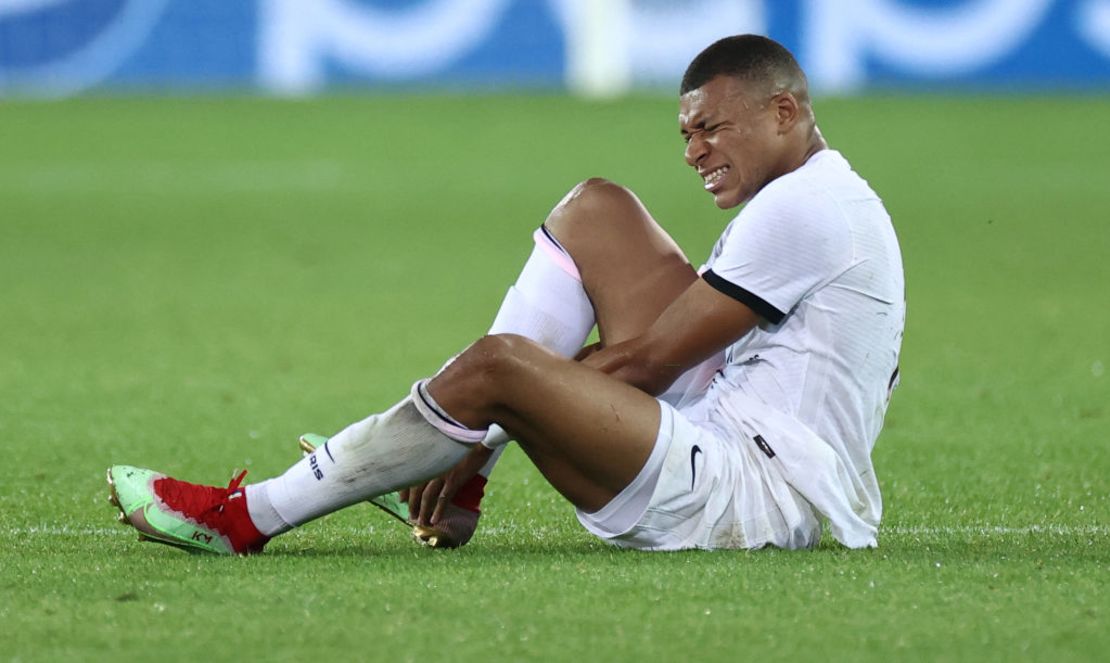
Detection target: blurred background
<box><xmin>2</xmin><ymin>0</ymin><xmax>1109</xmax><ymax>98</ymax></box>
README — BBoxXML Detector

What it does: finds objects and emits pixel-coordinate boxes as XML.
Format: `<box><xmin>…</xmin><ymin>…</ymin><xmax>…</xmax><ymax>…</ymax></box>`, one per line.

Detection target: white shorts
<box><xmin>576</xmin><ymin>399</ymin><xmax>823</xmax><ymax>551</ymax></box>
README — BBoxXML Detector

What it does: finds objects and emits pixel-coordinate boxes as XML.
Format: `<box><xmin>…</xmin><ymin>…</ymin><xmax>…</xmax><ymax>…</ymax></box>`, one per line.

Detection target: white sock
<box><xmin>246</xmin><ymin>382</ymin><xmax>484</xmax><ymax>536</ymax></box>
<box><xmin>490</xmin><ymin>226</ymin><xmax>595</xmax><ymax>355</ymax></box>
<box><xmin>480</xmin><ymin>225</ymin><xmax>596</xmax><ymax>452</ymax></box>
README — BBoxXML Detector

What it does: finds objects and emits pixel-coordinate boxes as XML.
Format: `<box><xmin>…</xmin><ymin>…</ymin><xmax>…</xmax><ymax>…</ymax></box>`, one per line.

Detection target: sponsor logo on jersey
<box><xmin>752</xmin><ymin>434</ymin><xmax>776</xmax><ymax>459</ymax></box>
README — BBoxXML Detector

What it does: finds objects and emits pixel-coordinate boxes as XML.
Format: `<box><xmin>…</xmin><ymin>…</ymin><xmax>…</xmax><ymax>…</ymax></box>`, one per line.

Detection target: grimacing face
<box><xmin>679</xmin><ymin>75</ymin><xmax>789</xmax><ymax>209</ymax></box>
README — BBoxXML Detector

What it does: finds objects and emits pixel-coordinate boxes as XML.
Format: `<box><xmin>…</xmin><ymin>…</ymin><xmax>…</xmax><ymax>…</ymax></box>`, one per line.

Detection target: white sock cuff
<box><xmin>245</xmin><ymin>481</ymin><xmax>293</xmax><ymax>537</ymax></box>
<box><xmin>411</xmin><ymin>379</ymin><xmax>488</xmax><ymax>444</ymax></box>
<box><xmin>480</xmin><ymin>424</ymin><xmax>512</xmax><ymax>449</ymax></box>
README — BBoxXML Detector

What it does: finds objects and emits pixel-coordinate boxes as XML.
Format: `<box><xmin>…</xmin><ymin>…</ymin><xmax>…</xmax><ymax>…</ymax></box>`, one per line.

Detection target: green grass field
<box><xmin>1</xmin><ymin>93</ymin><xmax>1107</xmax><ymax>661</ymax></box>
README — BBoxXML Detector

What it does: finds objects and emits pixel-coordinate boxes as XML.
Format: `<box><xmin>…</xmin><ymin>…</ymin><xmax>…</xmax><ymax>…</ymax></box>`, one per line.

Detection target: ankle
<box><xmin>244</xmin><ymin>481</ymin><xmax>293</xmax><ymax>538</ymax></box>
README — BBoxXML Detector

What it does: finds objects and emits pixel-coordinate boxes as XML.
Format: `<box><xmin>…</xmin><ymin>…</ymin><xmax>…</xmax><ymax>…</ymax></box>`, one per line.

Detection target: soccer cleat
<box><xmin>298</xmin><ymin>433</ymin><xmax>480</xmax><ymax>548</ymax></box>
<box><xmin>106</xmin><ymin>465</ymin><xmax>269</xmax><ymax>555</ymax></box>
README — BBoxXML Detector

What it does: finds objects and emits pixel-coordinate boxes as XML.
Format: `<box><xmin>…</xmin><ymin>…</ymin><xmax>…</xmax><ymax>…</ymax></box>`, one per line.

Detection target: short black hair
<box><xmin>680</xmin><ymin>34</ymin><xmax>806</xmax><ymax>97</ymax></box>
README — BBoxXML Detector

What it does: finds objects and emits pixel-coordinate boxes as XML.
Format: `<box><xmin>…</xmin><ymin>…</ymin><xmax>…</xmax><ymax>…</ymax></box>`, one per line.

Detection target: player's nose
<box><xmin>684</xmin><ymin>134</ymin><xmax>708</xmax><ymax>167</ymax></box>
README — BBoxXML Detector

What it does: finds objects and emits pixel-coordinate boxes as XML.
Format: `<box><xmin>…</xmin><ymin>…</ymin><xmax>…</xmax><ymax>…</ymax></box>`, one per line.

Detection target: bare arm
<box><xmin>581</xmin><ymin>278</ymin><xmax>759</xmax><ymax>395</ymax></box>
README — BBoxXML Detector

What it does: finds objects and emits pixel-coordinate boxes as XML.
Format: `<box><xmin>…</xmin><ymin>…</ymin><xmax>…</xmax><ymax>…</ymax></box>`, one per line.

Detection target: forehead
<box><xmin>679</xmin><ymin>75</ymin><xmax>762</xmax><ymax>125</ymax></box>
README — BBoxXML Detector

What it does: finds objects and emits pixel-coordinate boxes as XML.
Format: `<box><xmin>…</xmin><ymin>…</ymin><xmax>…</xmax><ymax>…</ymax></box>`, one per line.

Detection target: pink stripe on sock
<box><xmin>533</xmin><ymin>227</ymin><xmax>581</xmax><ymax>282</ymax></box>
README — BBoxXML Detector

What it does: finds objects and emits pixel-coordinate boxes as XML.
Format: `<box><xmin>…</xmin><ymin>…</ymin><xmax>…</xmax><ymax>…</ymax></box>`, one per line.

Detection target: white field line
<box><xmin>4</xmin><ymin>523</ymin><xmax>1108</xmax><ymax>538</ymax></box>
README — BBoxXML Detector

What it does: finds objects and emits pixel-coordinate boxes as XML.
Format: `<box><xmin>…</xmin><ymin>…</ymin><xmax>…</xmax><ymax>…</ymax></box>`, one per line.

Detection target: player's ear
<box><xmin>772</xmin><ymin>92</ymin><xmax>800</xmax><ymax>134</ymax></box>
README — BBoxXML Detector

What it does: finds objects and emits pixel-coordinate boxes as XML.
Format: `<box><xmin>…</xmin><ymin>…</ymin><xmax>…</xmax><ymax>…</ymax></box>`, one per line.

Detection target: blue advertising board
<box><xmin>1</xmin><ymin>0</ymin><xmax>1108</xmax><ymax>97</ymax></box>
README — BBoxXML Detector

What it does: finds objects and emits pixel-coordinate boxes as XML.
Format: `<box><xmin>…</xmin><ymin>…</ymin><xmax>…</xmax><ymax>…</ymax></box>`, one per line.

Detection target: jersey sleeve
<box><xmin>702</xmin><ymin>182</ymin><xmax>850</xmax><ymax>324</ymax></box>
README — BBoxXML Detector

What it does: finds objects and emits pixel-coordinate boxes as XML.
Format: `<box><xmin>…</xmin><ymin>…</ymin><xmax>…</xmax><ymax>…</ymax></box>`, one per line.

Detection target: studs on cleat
<box><xmin>106</xmin><ymin>468</ymin><xmax>132</xmax><ymax>531</ymax></box>
<box><xmin>106</xmin><ymin>470</ymin><xmax>118</xmax><ymax>503</ymax></box>
<box><xmin>106</xmin><ymin>469</ymin><xmax>123</xmax><ymax>519</ymax></box>
<box><xmin>413</xmin><ymin>526</ymin><xmax>447</xmax><ymax>548</ymax></box>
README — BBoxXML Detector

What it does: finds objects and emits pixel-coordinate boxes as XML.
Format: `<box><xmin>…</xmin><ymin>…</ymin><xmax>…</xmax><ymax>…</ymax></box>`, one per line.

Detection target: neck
<box><xmin>805</xmin><ymin>125</ymin><xmax>828</xmax><ymax>160</ymax></box>
<box><xmin>781</xmin><ymin>124</ymin><xmax>828</xmax><ymax>176</ymax></box>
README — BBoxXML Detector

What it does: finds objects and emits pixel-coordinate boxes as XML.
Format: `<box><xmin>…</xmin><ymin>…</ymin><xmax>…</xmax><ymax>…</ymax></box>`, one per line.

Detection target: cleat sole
<box><xmin>104</xmin><ymin>468</ymin><xmax>122</xmax><ymax>515</ymax></box>
<box><xmin>137</xmin><ymin>531</ymin><xmax>203</xmax><ymax>554</ymax></box>
<box><xmin>106</xmin><ymin>469</ymin><xmax>119</xmax><ymax>506</ymax></box>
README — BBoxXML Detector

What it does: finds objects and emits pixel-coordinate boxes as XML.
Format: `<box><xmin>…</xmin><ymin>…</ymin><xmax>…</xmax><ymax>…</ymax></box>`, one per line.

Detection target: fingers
<box><xmin>418</xmin><ymin>479</ymin><xmax>445</xmax><ymax>527</ymax></box>
<box><xmin>407</xmin><ymin>446</ymin><xmax>495</xmax><ymax>526</ymax></box>
<box><xmin>430</xmin><ymin>447</ymin><xmax>490</xmax><ymax>524</ymax></box>
<box><xmin>430</xmin><ymin>473</ymin><xmax>462</xmax><ymax>525</ymax></box>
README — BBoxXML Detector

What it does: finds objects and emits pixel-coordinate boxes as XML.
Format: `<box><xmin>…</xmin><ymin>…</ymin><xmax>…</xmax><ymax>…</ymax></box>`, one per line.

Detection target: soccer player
<box><xmin>107</xmin><ymin>34</ymin><xmax>904</xmax><ymax>554</ymax></box>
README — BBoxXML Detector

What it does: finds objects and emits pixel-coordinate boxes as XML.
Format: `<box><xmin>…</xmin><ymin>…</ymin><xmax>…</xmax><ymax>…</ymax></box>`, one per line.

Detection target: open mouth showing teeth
<box><xmin>703</xmin><ymin>165</ymin><xmax>730</xmax><ymax>190</ymax></box>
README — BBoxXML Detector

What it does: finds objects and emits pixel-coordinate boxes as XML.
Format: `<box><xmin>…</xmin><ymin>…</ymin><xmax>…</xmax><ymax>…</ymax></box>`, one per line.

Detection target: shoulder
<box><xmin>727</xmin><ymin>152</ymin><xmax>855</xmax><ymax>256</ymax></box>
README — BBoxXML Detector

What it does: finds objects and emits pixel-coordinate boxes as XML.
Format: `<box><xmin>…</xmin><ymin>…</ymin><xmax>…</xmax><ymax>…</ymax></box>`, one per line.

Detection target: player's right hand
<box><xmin>401</xmin><ymin>444</ymin><xmax>492</xmax><ymax>527</ymax></box>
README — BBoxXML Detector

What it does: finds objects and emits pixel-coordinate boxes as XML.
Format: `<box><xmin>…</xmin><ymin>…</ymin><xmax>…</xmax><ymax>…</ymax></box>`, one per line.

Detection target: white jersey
<box><xmin>693</xmin><ymin>149</ymin><xmax>905</xmax><ymax>547</ymax></box>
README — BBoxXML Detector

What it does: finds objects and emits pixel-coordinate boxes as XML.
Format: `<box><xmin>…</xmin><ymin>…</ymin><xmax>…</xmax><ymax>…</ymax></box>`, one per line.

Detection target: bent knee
<box><xmin>466</xmin><ymin>334</ymin><xmax>545</xmax><ymax>374</ymax></box>
<box><xmin>560</xmin><ymin>177</ymin><xmax>637</xmax><ymax>214</ymax></box>
<box><xmin>470</xmin><ymin>333</ymin><xmax>532</xmax><ymax>357</ymax></box>
<box><xmin>546</xmin><ymin>177</ymin><xmax>645</xmax><ymax>239</ymax></box>
<box><xmin>579</xmin><ymin>176</ymin><xmax>624</xmax><ymax>194</ymax></box>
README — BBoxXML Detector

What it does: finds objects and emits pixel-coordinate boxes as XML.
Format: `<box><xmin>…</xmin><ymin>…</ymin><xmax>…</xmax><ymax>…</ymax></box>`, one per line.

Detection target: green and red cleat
<box><xmin>106</xmin><ymin>435</ymin><xmax>484</xmax><ymax>554</ymax></box>
<box><xmin>106</xmin><ymin>465</ymin><xmax>269</xmax><ymax>555</ymax></box>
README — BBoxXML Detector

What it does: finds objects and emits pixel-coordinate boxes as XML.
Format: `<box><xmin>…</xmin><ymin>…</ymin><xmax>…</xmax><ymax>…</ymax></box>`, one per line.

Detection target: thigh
<box><xmin>581</xmin><ymin>404</ymin><xmax>729</xmax><ymax>549</ymax></box>
<box><xmin>429</xmin><ymin>335</ymin><xmax>664</xmax><ymax>513</ymax></box>
<box><xmin>544</xmin><ymin>179</ymin><xmax>698</xmax><ymax>345</ymax></box>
